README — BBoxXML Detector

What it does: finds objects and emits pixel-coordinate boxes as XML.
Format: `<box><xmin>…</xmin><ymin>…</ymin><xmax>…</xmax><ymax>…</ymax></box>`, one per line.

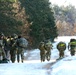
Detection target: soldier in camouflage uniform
<box><xmin>4</xmin><ymin>36</ymin><xmax>11</xmax><ymax>61</ymax></box>
<box><xmin>10</xmin><ymin>34</ymin><xmax>18</xmax><ymax>63</ymax></box>
<box><xmin>0</xmin><ymin>33</ymin><xmax>6</xmax><ymax>61</ymax></box>
<box><xmin>16</xmin><ymin>35</ymin><xmax>28</xmax><ymax>63</ymax></box>
<box><xmin>57</xmin><ymin>41</ymin><xmax>66</xmax><ymax>58</ymax></box>
<box><xmin>68</xmin><ymin>39</ymin><xmax>76</xmax><ymax>56</ymax></box>
<box><xmin>39</xmin><ymin>41</ymin><xmax>46</xmax><ymax>62</ymax></box>
<box><xmin>44</xmin><ymin>40</ymin><xmax>53</xmax><ymax>61</ymax></box>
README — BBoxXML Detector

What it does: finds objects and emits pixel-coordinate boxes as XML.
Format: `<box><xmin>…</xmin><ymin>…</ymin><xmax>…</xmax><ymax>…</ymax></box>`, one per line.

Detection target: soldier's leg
<box><xmin>40</xmin><ymin>52</ymin><xmax>43</xmax><ymax>62</ymax></box>
<box><xmin>47</xmin><ymin>50</ymin><xmax>51</xmax><ymax>61</ymax></box>
<box><xmin>42</xmin><ymin>53</ymin><xmax>45</xmax><ymax>62</ymax></box>
<box><xmin>10</xmin><ymin>50</ymin><xmax>15</xmax><ymax>63</ymax></box>
<box><xmin>10</xmin><ymin>54</ymin><xmax>15</xmax><ymax>63</ymax></box>
<box><xmin>46</xmin><ymin>51</ymin><xmax>49</xmax><ymax>61</ymax></box>
<box><xmin>12</xmin><ymin>53</ymin><xmax>15</xmax><ymax>63</ymax></box>
<box><xmin>6</xmin><ymin>51</ymin><xmax>10</xmax><ymax>61</ymax></box>
<box><xmin>0</xmin><ymin>52</ymin><xmax>2</xmax><ymax>60</ymax></box>
<box><xmin>59</xmin><ymin>51</ymin><xmax>61</xmax><ymax>58</ymax></box>
<box><xmin>17</xmin><ymin>50</ymin><xmax>20</xmax><ymax>63</ymax></box>
<box><xmin>70</xmin><ymin>50</ymin><xmax>75</xmax><ymax>56</ymax></box>
<box><xmin>61</xmin><ymin>51</ymin><xmax>64</xmax><ymax>57</ymax></box>
<box><xmin>17</xmin><ymin>54</ymin><xmax>19</xmax><ymax>62</ymax></box>
<box><xmin>2</xmin><ymin>49</ymin><xmax>7</xmax><ymax>59</ymax></box>
<box><xmin>4</xmin><ymin>50</ymin><xmax>9</xmax><ymax>60</ymax></box>
<box><xmin>21</xmin><ymin>50</ymin><xmax>24</xmax><ymax>63</ymax></box>
<box><xmin>40</xmin><ymin>52</ymin><xmax>45</xmax><ymax>62</ymax></box>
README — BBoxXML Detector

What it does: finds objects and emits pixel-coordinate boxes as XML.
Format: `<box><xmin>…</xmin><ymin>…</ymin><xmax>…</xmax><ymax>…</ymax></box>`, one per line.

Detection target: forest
<box><xmin>0</xmin><ymin>0</ymin><xmax>76</xmax><ymax>48</ymax></box>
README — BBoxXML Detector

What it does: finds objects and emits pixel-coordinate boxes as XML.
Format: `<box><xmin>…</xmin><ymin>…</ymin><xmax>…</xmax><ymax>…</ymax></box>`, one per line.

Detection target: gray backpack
<box><xmin>17</xmin><ymin>38</ymin><xmax>28</xmax><ymax>48</ymax></box>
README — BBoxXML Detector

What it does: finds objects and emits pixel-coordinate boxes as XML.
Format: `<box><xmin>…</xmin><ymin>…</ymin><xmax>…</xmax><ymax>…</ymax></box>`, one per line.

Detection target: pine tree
<box><xmin>0</xmin><ymin>0</ymin><xmax>22</xmax><ymax>35</ymax></box>
<box><xmin>19</xmin><ymin>0</ymin><xmax>58</xmax><ymax>48</ymax></box>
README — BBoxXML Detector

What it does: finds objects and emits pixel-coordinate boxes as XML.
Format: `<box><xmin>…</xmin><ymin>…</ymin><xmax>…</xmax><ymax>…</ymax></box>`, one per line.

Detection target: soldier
<box><xmin>57</xmin><ymin>41</ymin><xmax>66</xmax><ymax>58</ymax></box>
<box><xmin>68</xmin><ymin>39</ymin><xmax>76</xmax><ymax>56</ymax></box>
<box><xmin>10</xmin><ymin>34</ymin><xmax>18</xmax><ymax>63</ymax></box>
<box><xmin>39</xmin><ymin>41</ymin><xmax>46</xmax><ymax>62</ymax></box>
<box><xmin>44</xmin><ymin>40</ymin><xmax>53</xmax><ymax>61</ymax></box>
<box><xmin>4</xmin><ymin>36</ymin><xmax>11</xmax><ymax>61</ymax></box>
<box><xmin>0</xmin><ymin>32</ymin><xmax>7</xmax><ymax>61</ymax></box>
<box><xmin>16</xmin><ymin>35</ymin><xmax>28</xmax><ymax>63</ymax></box>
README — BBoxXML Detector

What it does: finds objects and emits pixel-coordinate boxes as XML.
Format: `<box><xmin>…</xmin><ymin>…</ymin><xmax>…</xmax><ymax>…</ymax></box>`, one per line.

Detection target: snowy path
<box><xmin>0</xmin><ymin>38</ymin><xmax>71</xmax><ymax>75</ymax></box>
<box><xmin>0</xmin><ymin>61</ymin><xmax>54</xmax><ymax>75</ymax></box>
<box><xmin>0</xmin><ymin>49</ymin><xmax>56</xmax><ymax>75</ymax></box>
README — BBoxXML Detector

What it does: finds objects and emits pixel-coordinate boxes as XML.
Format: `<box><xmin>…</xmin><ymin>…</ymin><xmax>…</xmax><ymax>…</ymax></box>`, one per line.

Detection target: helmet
<box><xmin>11</xmin><ymin>33</ymin><xmax>18</xmax><ymax>38</ymax></box>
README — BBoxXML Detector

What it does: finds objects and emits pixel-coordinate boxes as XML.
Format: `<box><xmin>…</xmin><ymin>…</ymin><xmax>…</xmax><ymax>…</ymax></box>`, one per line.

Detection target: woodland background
<box><xmin>0</xmin><ymin>0</ymin><xmax>76</xmax><ymax>48</ymax></box>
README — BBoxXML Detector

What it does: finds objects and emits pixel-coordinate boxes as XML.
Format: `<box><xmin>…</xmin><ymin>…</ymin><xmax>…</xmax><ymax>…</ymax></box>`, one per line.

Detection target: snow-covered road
<box><xmin>0</xmin><ymin>36</ymin><xmax>74</xmax><ymax>75</ymax></box>
<box><xmin>0</xmin><ymin>49</ymin><xmax>57</xmax><ymax>75</ymax></box>
<box><xmin>0</xmin><ymin>61</ymin><xmax>54</xmax><ymax>75</ymax></box>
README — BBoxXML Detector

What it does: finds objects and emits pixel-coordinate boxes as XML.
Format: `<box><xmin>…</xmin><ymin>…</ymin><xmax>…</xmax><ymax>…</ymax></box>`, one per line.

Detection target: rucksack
<box><xmin>44</xmin><ymin>40</ymin><xmax>53</xmax><ymax>50</ymax></box>
<box><xmin>57</xmin><ymin>42</ymin><xmax>66</xmax><ymax>50</ymax></box>
<box><xmin>0</xmin><ymin>58</ymin><xmax>8</xmax><ymax>63</ymax></box>
<box><xmin>17</xmin><ymin>38</ymin><xmax>28</xmax><ymax>48</ymax></box>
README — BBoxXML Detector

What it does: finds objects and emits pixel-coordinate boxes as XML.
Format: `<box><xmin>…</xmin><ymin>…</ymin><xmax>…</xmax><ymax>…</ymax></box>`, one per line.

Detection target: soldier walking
<box><xmin>39</xmin><ymin>41</ymin><xmax>46</xmax><ymax>62</ymax></box>
<box><xmin>10</xmin><ymin>34</ymin><xmax>18</xmax><ymax>63</ymax></box>
<box><xmin>57</xmin><ymin>41</ymin><xmax>66</xmax><ymax>58</ymax></box>
<box><xmin>0</xmin><ymin>33</ymin><xmax>7</xmax><ymax>62</ymax></box>
<box><xmin>68</xmin><ymin>39</ymin><xmax>76</xmax><ymax>56</ymax></box>
<box><xmin>16</xmin><ymin>35</ymin><xmax>28</xmax><ymax>63</ymax></box>
<box><xmin>44</xmin><ymin>40</ymin><xmax>53</xmax><ymax>61</ymax></box>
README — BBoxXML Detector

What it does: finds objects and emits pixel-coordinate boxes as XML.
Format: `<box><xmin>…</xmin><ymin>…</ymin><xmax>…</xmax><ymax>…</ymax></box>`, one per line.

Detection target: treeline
<box><xmin>1</xmin><ymin>0</ymin><xmax>76</xmax><ymax>48</ymax></box>
<box><xmin>19</xmin><ymin>0</ymin><xmax>58</xmax><ymax>48</ymax></box>
<box><xmin>0</xmin><ymin>0</ymin><xmax>23</xmax><ymax>35</ymax></box>
<box><xmin>0</xmin><ymin>0</ymin><xmax>58</xmax><ymax>48</ymax></box>
<box><xmin>53</xmin><ymin>4</ymin><xmax>76</xmax><ymax>36</ymax></box>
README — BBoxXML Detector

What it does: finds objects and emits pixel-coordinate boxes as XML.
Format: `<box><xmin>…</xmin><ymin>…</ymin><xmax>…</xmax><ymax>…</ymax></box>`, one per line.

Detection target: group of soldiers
<box><xmin>39</xmin><ymin>38</ymin><xmax>76</xmax><ymax>62</ymax></box>
<box><xmin>0</xmin><ymin>32</ymin><xmax>76</xmax><ymax>63</ymax></box>
<box><xmin>39</xmin><ymin>40</ymin><xmax>53</xmax><ymax>62</ymax></box>
<box><xmin>0</xmin><ymin>32</ymin><xmax>28</xmax><ymax>63</ymax></box>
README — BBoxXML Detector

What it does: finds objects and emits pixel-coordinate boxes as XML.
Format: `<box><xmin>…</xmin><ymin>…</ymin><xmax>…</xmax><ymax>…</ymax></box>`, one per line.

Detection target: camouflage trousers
<box><xmin>17</xmin><ymin>47</ymin><xmax>25</xmax><ymax>63</ymax></box>
<box><xmin>0</xmin><ymin>47</ymin><xmax>6</xmax><ymax>60</ymax></box>
<box><xmin>45</xmin><ymin>50</ymin><xmax>51</xmax><ymax>61</ymax></box>
<box><xmin>40</xmin><ymin>51</ymin><xmax>45</xmax><ymax>62</ymax></box>
<box><xmin>10</xmin><ymin>47</ymin><xmax>17</xmax><ymax>63</ymax></box>
<box><xmin>70</xmin><ymin>48</ymin><xmax>75</xmax><ymax>56</ymax></box>
<box><xmin>59</xmin><ymin>50</ymin><xmax>64</xmax><ymax>58</ymax></box>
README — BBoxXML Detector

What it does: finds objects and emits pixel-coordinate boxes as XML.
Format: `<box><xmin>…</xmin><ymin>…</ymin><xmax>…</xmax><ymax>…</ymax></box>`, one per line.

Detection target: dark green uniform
<box><xmin>68</xmin><ymin>39</ymin><xmax>76</xmax><ymax>56</ymax></box>
<box><xmin>57</xmin><ymin>41</ymin><xmax>66</xmax><ymax>58</ymax></box>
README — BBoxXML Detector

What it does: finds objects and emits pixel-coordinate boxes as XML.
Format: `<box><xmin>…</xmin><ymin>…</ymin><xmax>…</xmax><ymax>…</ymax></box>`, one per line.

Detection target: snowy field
<box><xmin>0</xmin><ymin>36</ymin><xmax>76</xmax><ymax>75</ymax></box>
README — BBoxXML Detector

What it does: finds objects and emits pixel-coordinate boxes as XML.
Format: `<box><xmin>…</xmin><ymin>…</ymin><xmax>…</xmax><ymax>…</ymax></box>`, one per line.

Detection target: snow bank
<box><xmin>50</xmin><ymin>56</ymin><xmax>76</xmax><ymax>75</ymax></box>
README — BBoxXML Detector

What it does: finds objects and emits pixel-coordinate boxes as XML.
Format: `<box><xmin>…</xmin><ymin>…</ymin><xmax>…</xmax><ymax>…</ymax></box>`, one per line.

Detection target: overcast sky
<box><xmin>49</xmin><ymin>0</ymin><xmax>76</xmax><ymax>7</ymax></box>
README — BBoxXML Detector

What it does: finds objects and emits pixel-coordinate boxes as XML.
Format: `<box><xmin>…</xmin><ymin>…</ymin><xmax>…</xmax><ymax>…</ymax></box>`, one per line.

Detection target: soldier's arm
<box><xmin>51</xmin><ymin>44</ymin><xmax>53</xmax><ymax>50</ymax></box>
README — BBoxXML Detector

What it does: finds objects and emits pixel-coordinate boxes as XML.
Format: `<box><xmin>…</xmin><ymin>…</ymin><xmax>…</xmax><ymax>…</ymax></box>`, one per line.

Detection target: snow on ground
<box><xmin>0</xmin><ymin>62</ymin><xmax>50</xmax><ymax>75</ymax></box>
<box><xmin>0</xmin><ymin>36</ymin><xmax>76</xmax><ymax>75</ymax></box>
<box><xmin>0</xmin><ymin>49</ymin><xmax>56</xmax><ymax>75</ymax></box>
<box><xmin>50</xmin><ymin>36</ymin><xmax>76</xmax><ymax>75</ymax></box>
<box><xmin>50</xmin><ymin>56</ymin><xmax>76</xmax><ymax>75</ymax></box>
<box><xmin>0</xmin><ymin>44</ymin><xmax>57</xmax><ymax>75</ymax></box>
